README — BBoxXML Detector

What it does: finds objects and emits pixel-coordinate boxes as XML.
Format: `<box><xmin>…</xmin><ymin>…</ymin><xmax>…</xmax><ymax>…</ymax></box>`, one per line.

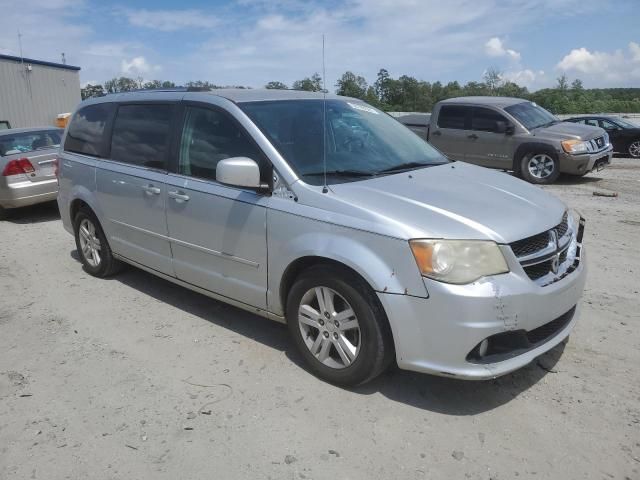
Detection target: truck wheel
<box><xmin>286</xmin><ymin>265</ymin><xmax>394</xmax><ymax>386</ymax></box>
<box><xmin>520</xmin><ymin>152</ymin><xmax>560</xmax><ymax>184</ymax></box>
<box><xmin>629</xmin><ymin>140</ymin><xmax>640</xmax><ymax>158</ymax></box>
<box><xmin>73</xmin><ymin>209</ymin><xmax>122</xmax><ymax>277</ymax></box>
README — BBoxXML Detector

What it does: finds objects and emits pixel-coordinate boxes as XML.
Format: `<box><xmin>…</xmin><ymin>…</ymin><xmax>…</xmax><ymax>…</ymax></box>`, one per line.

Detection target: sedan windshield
<box><xmin>505</xmin><ymin>102</ymin><xmax>558</xmax><ymax>130</ymax></box>
<box><xmin>239</xmin><ymin>99</ymin><xmax>448</xmax><ymax>185</ymax></box>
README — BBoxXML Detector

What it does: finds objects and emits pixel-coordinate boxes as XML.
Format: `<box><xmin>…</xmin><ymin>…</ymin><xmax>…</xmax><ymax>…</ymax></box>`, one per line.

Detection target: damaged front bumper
<box><xmin>377</xmin><ymin>247</ymin><xmax>587</xmax><ymax>380</ymax></box>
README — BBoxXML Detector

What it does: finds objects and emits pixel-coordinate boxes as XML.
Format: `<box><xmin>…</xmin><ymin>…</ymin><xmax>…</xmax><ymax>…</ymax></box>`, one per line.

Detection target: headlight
<box><xmin>561</xmin><ymin>139</ymin><xmax>589</xmax><ymax>154</ymax></box>
<box><xmin>409</xmin><ymin>239</ymin><xmax>509</xmax><ymax>284</ymax></box>
<box><xmin>566</xmin><ymin>209</ymin><xmax>581</xmax><ymax>261</ymax></box>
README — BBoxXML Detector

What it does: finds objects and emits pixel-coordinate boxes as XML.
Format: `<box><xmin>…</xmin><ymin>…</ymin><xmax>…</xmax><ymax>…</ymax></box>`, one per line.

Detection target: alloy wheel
<box><xmin>78</xmin><ymin>218</ymin><xmax>102</xmax><ymax>267</ymax></box>
<box><xmin>527</xmin><ymin>153</ymin><xmax>555</xmax><ymax>179</ymax></box>
<box><xmin>629</xmin><ymin>141</ymin><xmax>640</xmax><ymax>158</ymax></box>
<box><xmin>298</xmin><ymin>287</ymin><xmax>361</xmax><ymax>369</ymax></box>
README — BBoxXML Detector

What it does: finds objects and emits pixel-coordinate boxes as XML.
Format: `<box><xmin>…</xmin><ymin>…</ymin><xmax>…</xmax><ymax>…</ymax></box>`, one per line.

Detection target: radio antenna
<box><xmin>321</xmin><ymin>34</ymin><xmax>328</xmax><ymax>194</ymax></box>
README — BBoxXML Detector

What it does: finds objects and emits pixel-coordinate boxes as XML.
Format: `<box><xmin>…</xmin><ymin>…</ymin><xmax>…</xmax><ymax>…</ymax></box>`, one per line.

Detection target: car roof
<box><xmin>438</xmin><ymin>96</ymin><xmax>528</xmax><ymax>108</ymax></box>
<box><xmin>0</xmin><ymin>127</ymin><xmax>63</xmax><ymax>136</ymax></box>
<box><xmin>395</xmin><ymin>113</ymin><xmax>431</xmax><ymax>126</ymax></box>
<box><xmin>85</xmin><ymin>88</ymin><xmax>356</xmax><ymax>106</ymax></box>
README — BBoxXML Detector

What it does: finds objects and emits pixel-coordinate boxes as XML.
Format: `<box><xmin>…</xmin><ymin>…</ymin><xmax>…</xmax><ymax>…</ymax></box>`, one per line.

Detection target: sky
<box><xmin>1</xmin><ymin>0</ymin><xmax>638</xmax><ymax>91</ymax></box>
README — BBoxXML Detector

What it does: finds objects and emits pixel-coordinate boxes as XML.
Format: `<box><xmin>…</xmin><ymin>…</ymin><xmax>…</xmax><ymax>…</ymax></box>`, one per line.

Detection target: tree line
<box><xmin>81</xmin><ymin>69</ymin><xmax>640</xmax><ymax>114</ymax></box>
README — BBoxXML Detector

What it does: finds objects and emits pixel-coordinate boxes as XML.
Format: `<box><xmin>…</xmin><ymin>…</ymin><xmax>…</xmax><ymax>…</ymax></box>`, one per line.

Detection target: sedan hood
<box><xmin>328</xmin><ymin>162</ymin><xmax>566</xmax><ymax>244</ymax></box>
<box><xmin>532</xmin><ymin>121</ymin><xmax>603</xmax><ymax>141</ymax></box>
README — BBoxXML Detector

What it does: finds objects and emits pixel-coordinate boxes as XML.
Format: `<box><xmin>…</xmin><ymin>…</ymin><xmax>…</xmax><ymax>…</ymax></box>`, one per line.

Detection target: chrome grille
<box><xmin>509</xmin><ymin>212</ymin><xmax>582</xmax><ymax>286</ymax></box>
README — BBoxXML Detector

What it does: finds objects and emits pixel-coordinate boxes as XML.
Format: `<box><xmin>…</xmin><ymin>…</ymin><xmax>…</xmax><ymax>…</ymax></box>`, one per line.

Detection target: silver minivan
<box><xmin>57</xmin><ymin>89</ymin><xmax>587</xmax><ymax>386</ymax></box>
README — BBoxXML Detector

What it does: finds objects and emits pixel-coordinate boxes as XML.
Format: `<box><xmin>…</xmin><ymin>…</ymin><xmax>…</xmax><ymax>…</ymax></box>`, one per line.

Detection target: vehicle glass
<box><xmin>0</xmin><ymin>121</ymin><xmax>9</xmax><ymax>130</ymax></box>
<box><xmin>471</xmin><ymin>107</ymin><xmax>507</xmax><ymax>132</ymax></box>
<box><xmin>504</xmin><ymin>102</ymin><xmax>557</xmax><ymax>130</ymax></box>
<box><xmin>240</xmin><ymin>100</ymin><xmax>447</xmax><ymax>185</ymax></box>
<box><xmin>64</xmin><ymin>103</ymin><xmax>115</xmax><ymax>157</ymax></box>
<box><xmin>585</xmin><ymin>119</ymin><xmax>598</xmax><ymax>127</ymax></box>
<box><xmin>0</xmin><ymin>130</ymin><xmax>62</xmax><ymax>156</ymax></box>
<box><xmin>600</xmin><ymin>119</ymin><xmax>620</xmax><ymax>130</ymax></box>
<box><xmin>110</xmin><ymin>104</ymin><xmax>172</xmax><ymax>169</ymax></box>
<box><xmin>179</xmin><ymin>106</ymin><xmax>266</xmax><ymax>182</ymax></box>
<box><xmin>613</xmin><ymin>118</ymin><xmax>636</xmax><ymax>128</ymax></box>
<box><xmin>438</xmin><ymin>105</ymin><xmax>469</xmax><ymax>130</ymax></box>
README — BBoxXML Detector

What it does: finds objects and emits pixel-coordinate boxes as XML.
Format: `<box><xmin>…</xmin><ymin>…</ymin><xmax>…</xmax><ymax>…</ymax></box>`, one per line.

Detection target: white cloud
<box><xmin>485</xmin><ymin>37</ymin><xmax>521</xmax><ymax>60</ymax></box>
<box><xmin>123</xmin><ymin>9</ymin><xmax>219</xmax><ymax>31</ymax></box>
<box><xmin>121</xmin><ymin>56</ymin><xmax>161</xmax><ymax>76</ymax></box>
<box><xmin>556</xmin><ymin>42</ymin><xmax>640</xmax><ymax>85</ymax></box>
<box><xmin>502</xmin><ymin>69</ymin><xmax>546</xmax><ymax>89</ymax></box>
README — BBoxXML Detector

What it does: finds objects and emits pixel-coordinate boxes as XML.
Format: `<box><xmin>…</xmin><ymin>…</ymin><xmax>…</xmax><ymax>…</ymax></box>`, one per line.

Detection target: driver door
<box><xmin>165</xmin><ymin>103</ymin><xmax>270</xmax><ymax>309</ymax></box>
<box><xmin>465</xmin><ymin>107</ymin><xmax>515</xmax><ymax>168</ymax></box>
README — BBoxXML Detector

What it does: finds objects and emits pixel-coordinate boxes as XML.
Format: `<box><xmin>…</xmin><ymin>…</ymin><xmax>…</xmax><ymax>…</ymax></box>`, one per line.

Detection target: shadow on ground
<box><xmin>69</xmin><ymin>250</ymin><xmax>564</xmax><ymax>416</ymax></box>
<box><xmin>4</xmin><ymin>201</ymin><xmax>60</xmax><ymax>224</ymax></box>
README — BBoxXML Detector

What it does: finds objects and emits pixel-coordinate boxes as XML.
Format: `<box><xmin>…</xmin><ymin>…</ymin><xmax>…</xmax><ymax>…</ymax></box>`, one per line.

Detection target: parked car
<box><xmin>0</xmin><ymin>127</ymin><xmax>63</xmax><ymax>219</ymax></box>
<box><xmin>57</xmin><ymin>90</ymin><xmax>586</xmax><ymax>386</ymax></box>
<box><xmin>395</xmin><ymin>113</ymin><xmax>430</xmax><ymax>139</ymax></box>
<box><xmin>564</xmin><ymin>115</ymin><xmax>640</xmax><ymax>158</ymax></box>
<box><xmin>425</xmin><ymin>97</ymin><xmax>613</xmax><ymax>184</ymax></box>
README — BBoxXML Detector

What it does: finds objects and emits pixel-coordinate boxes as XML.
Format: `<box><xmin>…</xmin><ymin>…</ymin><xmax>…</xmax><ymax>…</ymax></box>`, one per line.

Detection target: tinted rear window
<box><xmin>64</xmin><ymin>103</ymin><xmax>115</xmax><ymax>157</ymax></box>
<box><xmin>110</xmin><ymin>104</ymin><xmax>173</xmax><ymax>169</ymax></box>
<box><xmin>1</xmin><ymin>130</ymin><xmax>62</xmax><ymax>156</ymax></box>
<box><xmin>438</xmin><ymin>105</ymin><xmax>469</xmax><ymax>129</ymax></box>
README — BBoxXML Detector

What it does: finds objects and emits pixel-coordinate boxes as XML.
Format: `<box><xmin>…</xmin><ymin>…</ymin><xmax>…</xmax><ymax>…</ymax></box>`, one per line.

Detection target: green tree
<box><xmin>483</xmin><ymin>67</ymin><xmax>503</xmax><ymax>94</ymax></box>
<box><xmin>292</xmin><ymin>73</ymin><xmax>323</xmax><ymax>92</ymax></box>
<box><xmin>265</xmin><ymin>81</ymin><xmax>288</xmax><ymax>90</ymax></box>
<box><xmin>335</xmin><ymin>71</ymin><xmax>368</xmax><ymax>99</ymax></box>
<box><xmin>81</xmin><ymin>83</ymin><xmax>105</xmax><ymax>100</ymax></box>
<box><xmin>571</xmin><ymin>79</ymin><xmax>584</xmax><ymax>91</ymax></box>
<box><xmin>104</xmin><ymin>77</ymin><xmax>139</xmax><ymax>93</ymax></box>
<box><xmin>556</xmin><ymin>74</ymin><xmax>569</xmax><ymax>91</ymax></box>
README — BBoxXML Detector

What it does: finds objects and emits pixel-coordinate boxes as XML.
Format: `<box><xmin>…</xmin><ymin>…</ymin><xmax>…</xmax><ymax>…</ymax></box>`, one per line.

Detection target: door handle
<box><xmin>168</xmin><ymin>190</ymin><xmax>190</xmax><ymax>203</ymax></box>
<box><xmin>142</xmin><ymin>184</ymin><xmax>161</xmax><ymax>195</ymax></box>
<box><xmin>432</xmin><ymin>130</ymin><xmax>442</xmax><ymax>136</ymax></box>
<box><xmin>467</xmin><ymin>133</ymin><xmax>479</xmax><ymax>140</ymax></box>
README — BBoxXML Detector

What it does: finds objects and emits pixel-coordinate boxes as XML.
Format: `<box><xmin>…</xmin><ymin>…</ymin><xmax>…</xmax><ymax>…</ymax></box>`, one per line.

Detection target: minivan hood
<box><xmin>532</xmin><ymin>121</ymin><xmax>603</xmax><ymax>141</ymax></box>
<box><xmin>328</xmin><ymin>162</ymin><xmax>565</xmax><ymax>244</ymax></box>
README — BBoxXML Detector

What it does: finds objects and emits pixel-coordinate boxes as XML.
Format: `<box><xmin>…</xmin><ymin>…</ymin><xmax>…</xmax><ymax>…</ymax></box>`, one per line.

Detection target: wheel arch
<box><xmin>513</xmin><ymin>142</ymin><xmax>559</xmax><ymax>173</ymax></box>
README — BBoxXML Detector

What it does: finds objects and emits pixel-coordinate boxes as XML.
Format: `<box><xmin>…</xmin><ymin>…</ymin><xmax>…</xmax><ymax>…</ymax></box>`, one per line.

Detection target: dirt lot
<box><xmin>1</xmin><ymin>158</ymin><xmax>639</xmax><ymax>480</ymax></box>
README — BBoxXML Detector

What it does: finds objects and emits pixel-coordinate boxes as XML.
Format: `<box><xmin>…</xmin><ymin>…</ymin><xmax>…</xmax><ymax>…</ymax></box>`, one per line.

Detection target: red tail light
<box><xmin>2</xmin><ymin>158</ymin><xmax>35</xmax><ymax>176</ymax></box>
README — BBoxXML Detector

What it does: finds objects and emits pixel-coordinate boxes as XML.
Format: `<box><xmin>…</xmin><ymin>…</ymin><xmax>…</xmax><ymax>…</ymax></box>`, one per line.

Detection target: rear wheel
<box><xmin>629</xmin><ymin>140</ymin><xmax>640</xmax><ymax>158</ymax></box>
<box><xmin>286</xmin><ymin>265</ymin><xmax>394</xmax><ymax>386</ymax></box>
<box><xmin>520</xmin><ymin>152</ymin><xmax>560</xmax><ymax>184</ymax></box>
<box><xmin>73</xmin><ymin>209</ymin><xmax>121</xmax><ymax>277</ymax></box>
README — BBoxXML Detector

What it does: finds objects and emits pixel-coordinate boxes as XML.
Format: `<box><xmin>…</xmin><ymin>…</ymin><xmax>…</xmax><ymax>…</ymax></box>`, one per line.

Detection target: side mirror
<box><xmin>495</xmin><ymin>121</ymin><xmax>515</xmax><ymax>135</ymax></box>
<box><xmin>216</xmin><ymin>157</ymin><xmax>266</xmax><ymax>190</ymax></box>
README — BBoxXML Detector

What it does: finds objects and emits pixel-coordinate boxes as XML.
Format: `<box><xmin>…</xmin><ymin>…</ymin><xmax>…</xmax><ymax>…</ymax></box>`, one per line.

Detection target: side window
<box><xmin>600</xmin><ymin>119</ymin><xmax>619</xmax><ymax>130</ymax></box>
<box><xmin>471</xmin><ymin>107</ymin><xmax>507</xmax><ymax>132</ymax></box>
<box><xmin>178</xmin><ymin>106</ymin><xmax>265</xmax><ymax>182</ymax></box>
<box><xmin>438</xmin><ymin>106</ymin><xmax>469</xmax><ymax>130</ymax></box>
<box><xmin>573</xmin><ymin>119</ymin><xmax>586</xmax><ymax>124</ymax></box>
<box><xmin>110</xmin><ymin>104</ymin><xmax>173</xmax><ymax>169</ymax></box>
<box><xmin>64</xmin><ymin>103</ymin><xmax>115</xmax><ymax>157</ymax></box>
<box><xmin>585</xmin><ymin>119</ymin><xmax>599</xmax><ymax>127</ymax></box>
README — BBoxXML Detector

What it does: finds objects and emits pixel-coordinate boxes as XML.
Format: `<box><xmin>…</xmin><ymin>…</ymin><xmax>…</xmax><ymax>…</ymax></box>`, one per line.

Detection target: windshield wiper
<box><xmin>377</xmin><ymin>161</ymin><xmax>444</xmax><ymax>174</ymax></box>
<box><xmin>302</xmin><ymin>170</ymin><xmax>376</xmax><ymax>177</ymax></box>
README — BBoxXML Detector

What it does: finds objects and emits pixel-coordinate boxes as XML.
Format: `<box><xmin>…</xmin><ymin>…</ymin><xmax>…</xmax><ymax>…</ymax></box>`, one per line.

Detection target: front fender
<box><xmin>267</xmin><ymin>207</ymin><xmax>428</xmax><ymax>316</ymax></box>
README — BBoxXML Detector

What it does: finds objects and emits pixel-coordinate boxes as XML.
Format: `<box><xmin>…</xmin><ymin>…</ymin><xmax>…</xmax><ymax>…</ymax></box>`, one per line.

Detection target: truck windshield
<box><xmin>239</xmin><ymin>99</ymin><xmax>448</xmax><ymax>185</ymax></box>
<box><xmin>505</xmin><ymin>102</ymin><xmax>558</xmax><ymax>130</ymax></box>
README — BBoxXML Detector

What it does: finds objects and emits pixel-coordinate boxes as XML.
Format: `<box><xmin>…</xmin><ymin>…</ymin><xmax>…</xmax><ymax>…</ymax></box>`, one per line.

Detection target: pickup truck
<box><xmin>397</xmin><ymin>97</ymin><xmax>613</xmax><ymax>184</ymax></box>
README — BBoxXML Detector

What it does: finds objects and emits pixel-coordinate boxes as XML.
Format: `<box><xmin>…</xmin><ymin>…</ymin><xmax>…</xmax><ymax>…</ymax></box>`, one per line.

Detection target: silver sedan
<box><xmin>0</xmin><ymin>127</ymin><xmax>62</xmax><ymax>219</ymax></box>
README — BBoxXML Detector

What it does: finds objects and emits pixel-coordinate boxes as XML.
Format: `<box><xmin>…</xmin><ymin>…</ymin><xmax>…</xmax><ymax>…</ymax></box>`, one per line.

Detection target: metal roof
<box><xmin>439</xmin><ymin>96</ymin><xmax>527</xmax><ymax>107</ymax></box>
<box><xmin>0</xmin><ymin>54</ymin><xmax>80</xmax><ymax>71</ymax></box>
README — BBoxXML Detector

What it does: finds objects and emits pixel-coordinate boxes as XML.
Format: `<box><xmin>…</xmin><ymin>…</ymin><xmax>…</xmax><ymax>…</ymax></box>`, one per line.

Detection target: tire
<box><xmin>629</xmin><ymin>140</ymin><xmax>640</xmax><ymax>158</ymax></box>
<box><xmin>73</xmin><ymin>208</ymin><xmax>121</xmax><ymax>277</ymax></box>
<box><xmin>286</xmin><ymin>265</ymin><xmax>394</xmax><ymax>386</ymax></box>
<box><xmin>0</xmin><ymin>206</ymin><xmax>7</xmax><ymax>221</ymax></box>
<box><xmin>519</xmin><ymin>151</ymin><xmax>560</xmax><ymax>184</ymax></box>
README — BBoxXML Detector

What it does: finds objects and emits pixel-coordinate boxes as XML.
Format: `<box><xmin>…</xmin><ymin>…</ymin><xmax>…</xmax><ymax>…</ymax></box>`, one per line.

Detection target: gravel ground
<box><xmin>1</xmin><ymin>158</ymin><xmax>639</xmax><ymax>480</ymax></box>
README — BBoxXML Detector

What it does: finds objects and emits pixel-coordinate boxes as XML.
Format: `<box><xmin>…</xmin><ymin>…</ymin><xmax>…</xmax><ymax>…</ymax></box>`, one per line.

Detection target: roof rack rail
<box><xmin>104</xmin><ymin>86</ymin><xmax>214</xmax><ymax>95</ymax></box>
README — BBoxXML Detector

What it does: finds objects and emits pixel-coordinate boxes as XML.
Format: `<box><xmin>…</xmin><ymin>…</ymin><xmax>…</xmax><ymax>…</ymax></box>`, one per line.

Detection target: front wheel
<box><xmin>286</xmin><ymin>265</ymin><xmax>394</xmax><ymax>386</ymax></box>
<box><xmin>520</xmin><ymin>152</ymin><xmax>560</xmax><ymax>184</ymax></box>
<box><xmin>629</xmin><ymin>140</ymin><xmax>640</xmax><ymax>158</ymax></box>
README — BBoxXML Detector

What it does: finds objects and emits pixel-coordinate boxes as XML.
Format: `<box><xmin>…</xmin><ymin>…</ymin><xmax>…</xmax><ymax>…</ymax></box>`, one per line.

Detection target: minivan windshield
<box><xmin>505</xmin><ymin>101</ymin><xmax>558</xmax><ymax>130</ymax></box>
<box><xmin>239</xmin><ymin>99</ymin><xmax>448</xmax><ymax>185</ymax></box>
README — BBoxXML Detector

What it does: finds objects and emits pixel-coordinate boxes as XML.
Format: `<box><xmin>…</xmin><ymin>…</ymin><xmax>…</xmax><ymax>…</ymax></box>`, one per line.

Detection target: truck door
<box><xmin>428</xmin><ymin>105</ymin><xmax>471</xmax><ymax>161</ymax></box>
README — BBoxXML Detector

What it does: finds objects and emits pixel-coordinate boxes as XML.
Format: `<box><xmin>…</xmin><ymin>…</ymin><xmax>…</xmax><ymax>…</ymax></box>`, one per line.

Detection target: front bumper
<box><xmin>378</xmin><ymin>248</ymin><xmax>587</xmax><ymax>380</ymax></box>
<box><xmin>0</xmin><ymin>178</ymin><xmax>58</xmax><ymax>209</ymax></box>
<box><xmin>559</xmin><ymin>146</ymin><xmax>613</xmax><ymax>175</ymax></box>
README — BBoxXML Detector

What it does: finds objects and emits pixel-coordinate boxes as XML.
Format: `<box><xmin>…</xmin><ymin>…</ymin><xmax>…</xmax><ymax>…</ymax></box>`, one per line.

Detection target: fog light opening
<box><xmin>478</xmin><ymin>339</ymin><xmax>489</xmax><ymax>357</ymax></box>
